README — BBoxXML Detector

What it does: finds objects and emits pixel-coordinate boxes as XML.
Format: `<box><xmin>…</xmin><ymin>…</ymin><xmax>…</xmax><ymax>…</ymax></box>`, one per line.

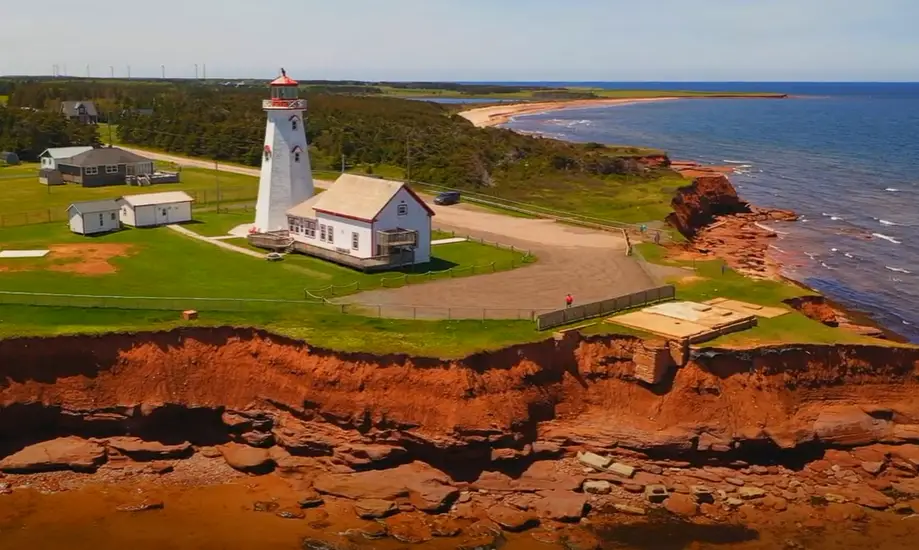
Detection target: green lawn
<box><xmin>0</xmin><ymin>221</ymin><xmax>543</xmax><ymax>356</ymax></box>
<box><xmin>0</xmin><ymin>95</ymin><xmax>8</xmax><ymax>106</ymax></box>
<box><xmin>0</xmin><ymin>166</ymin><xmax>258</xmax><ymax>226</ymax></box>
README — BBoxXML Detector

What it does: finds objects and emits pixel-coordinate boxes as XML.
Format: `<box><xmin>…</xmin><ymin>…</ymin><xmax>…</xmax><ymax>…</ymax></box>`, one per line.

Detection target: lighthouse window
<box><xmin>294</xmin><ymin>152</ymin><xmax>301</xmax><ymax>162</ymax></box>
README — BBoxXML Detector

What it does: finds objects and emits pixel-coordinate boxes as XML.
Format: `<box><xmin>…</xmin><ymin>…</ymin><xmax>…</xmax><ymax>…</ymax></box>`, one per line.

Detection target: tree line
<box><xmin>0</xmin><ymin>106</ymin><xmax>99</xmax><ymax>161</ymax></box>
<box><xmin>4</xmin><ymin>80</ymin><xmax>668</xmax><ymax>190</ymax></box>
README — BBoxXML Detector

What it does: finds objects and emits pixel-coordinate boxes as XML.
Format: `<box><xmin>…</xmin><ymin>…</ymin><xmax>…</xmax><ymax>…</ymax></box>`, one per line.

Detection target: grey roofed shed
<box><xmin>68</xmin><ymin>199</ymin><xmax>120</xmax><ymax>214</ymax></box>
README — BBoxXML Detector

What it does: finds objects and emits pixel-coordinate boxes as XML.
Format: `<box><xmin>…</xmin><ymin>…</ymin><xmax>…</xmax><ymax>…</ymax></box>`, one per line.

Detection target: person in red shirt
<box><xmin>565</xmin><ymin>293</ymin><xmax>573</xmax><ymax>308</ymax></box>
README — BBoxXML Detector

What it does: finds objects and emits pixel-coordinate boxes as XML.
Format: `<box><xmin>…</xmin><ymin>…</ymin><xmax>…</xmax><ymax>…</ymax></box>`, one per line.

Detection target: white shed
<box><xmin>286</xmin><ymin>174</ymin><xmax>434</xmax><ymax>265</ymax></box>
<box><xmin>118</xmin><ymin>191</ymin><xmax>194</xmax><ymax>227</ymax></box>
<box><xmin>67</xmin><ymin>199</ymin><xmax>121</xmax><ymax>235</ymax></box>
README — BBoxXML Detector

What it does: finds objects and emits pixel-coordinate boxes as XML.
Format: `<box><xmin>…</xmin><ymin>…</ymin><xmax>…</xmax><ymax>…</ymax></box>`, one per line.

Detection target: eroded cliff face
<box><xmin>2</xmin><ymin>327</ymin><xmax>919</xmax><ymax>475</ymax></box>
<box><xmin>666</xmin><ymin>175</ymin><xmax>752</xmax><ymax>239</ymax></box>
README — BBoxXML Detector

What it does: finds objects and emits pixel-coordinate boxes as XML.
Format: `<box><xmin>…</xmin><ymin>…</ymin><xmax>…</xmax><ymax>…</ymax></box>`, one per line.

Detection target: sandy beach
<box><xmin>458</xmin><ymin>97</ymin><xmax>679</xmax><ymax>128</ymax></box>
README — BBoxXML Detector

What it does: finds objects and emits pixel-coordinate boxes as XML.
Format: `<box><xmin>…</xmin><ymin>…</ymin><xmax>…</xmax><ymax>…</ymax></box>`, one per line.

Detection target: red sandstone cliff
<box><xmin>666</xmin><ymin>175</ymin><xmax>752</xmax><ymax>239</ymax></box>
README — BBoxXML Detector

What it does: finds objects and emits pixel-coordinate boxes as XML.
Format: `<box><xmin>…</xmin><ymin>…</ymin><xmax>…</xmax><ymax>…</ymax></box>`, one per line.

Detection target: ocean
<box><xmin>500</xmin><ymin>83</ymin><xmax>919</xmax><ymax>341</ymax></box>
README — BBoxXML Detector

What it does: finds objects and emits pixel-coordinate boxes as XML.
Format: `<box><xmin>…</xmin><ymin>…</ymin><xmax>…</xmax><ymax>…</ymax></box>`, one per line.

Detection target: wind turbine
<box><xmin>161</xmin><ymin>64</ymin><xmax>165</xmax><ymax>79</ymax></box>
<box><xmin>110</xmin><ymin>66</ymin><xmax>114</xmax><ymax>78</ymax></box>
<box><xmin>195</xmin><ymin>64</ymin><xmax>199</xmax><ymax>80</ymax></box>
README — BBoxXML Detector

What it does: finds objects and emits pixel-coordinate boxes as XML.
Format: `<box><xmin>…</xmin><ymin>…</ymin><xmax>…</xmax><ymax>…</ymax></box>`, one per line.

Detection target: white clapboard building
<box><xmin>118</xmin><ymin>191</ymin><xmax>194</xmax><ymax>227</ymax></box>
<box><xmin>67</xmin><ymin>199</ymin><xmax>121</xmax><ymax>235</ymax></box>
<box><xmin>286</xmin><ymin>174</ymin><xmax>434</xmax><ymax>266</ymax></box>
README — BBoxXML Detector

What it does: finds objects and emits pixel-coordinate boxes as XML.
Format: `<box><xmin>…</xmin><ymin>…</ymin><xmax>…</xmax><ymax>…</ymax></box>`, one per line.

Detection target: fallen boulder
<box><xmin>0</xmin><ymin>437</ymin><xmax>106</xmax><ymax>473</ymax></box>
<box><xmin>354</xmin><ymin>499</ymin><xmax>397</xmax><ymax>519</ymax></box>
<box><xmin>218</xmin><ymin>443</ymin><xmax>274</xmax><ymax>474</ymax></box>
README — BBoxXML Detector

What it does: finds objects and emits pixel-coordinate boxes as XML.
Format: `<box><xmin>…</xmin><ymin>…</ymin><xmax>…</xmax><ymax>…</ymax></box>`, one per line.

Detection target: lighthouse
<box><xmin>253</xmin><ymin>69</ymin><xmax>314</xmax><ymax>232</ymax></box>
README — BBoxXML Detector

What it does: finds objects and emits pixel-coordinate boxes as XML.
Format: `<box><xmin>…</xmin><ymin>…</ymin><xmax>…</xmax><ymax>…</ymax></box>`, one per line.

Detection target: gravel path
<box><xmin>167</xmin><ymin>225</ymin><xmax>266</xmax><ymax>259</ymax></box>
<box><xmin>339</xmin><ymin>206</ymin><xmax>658</xmax><ymax>319</ymax></box>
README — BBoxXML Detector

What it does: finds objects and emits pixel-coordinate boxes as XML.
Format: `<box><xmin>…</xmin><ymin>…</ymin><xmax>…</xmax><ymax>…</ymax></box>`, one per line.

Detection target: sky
<box><xmin>2</xmin><ymin>0</ymin><xmax>917</xmax><ymax>82</ymax></box>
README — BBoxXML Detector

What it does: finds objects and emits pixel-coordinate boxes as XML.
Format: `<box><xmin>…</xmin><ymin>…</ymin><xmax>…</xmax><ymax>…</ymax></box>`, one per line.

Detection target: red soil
<box><xmin>0</xmin><ymin>243</ymin><xmax>132</xmax><ymax>275</ymax></box>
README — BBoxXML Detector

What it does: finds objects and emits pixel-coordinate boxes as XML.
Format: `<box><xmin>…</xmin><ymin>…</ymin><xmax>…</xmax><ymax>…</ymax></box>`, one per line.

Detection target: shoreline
<box><xmin>469</xmin><ymin>97</ymin><xmax>909</xmax><ymax>344</ymax></box>
<box><xmin>458</xmin><ymin>97</ymin><xmax>680</xmax><ymax>128</ymax></box>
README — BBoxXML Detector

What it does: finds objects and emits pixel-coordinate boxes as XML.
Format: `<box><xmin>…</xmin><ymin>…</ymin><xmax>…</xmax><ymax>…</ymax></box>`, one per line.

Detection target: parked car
<box><xmin>434</xmin><ymin>191</ymin><xmax>461</xmax><ymax>206</ymax></box>
<box><xmin>265</xmin><ymin>252</ymin><xmax>284</xmax><ymax>261</ymax></box>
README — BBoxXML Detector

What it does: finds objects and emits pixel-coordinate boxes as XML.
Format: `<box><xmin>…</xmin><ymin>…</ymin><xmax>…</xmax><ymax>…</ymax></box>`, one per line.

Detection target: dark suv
<box><xmin>434</xmin><ymin>191</ymin><xmax>461</xmax><ymax>206</ymax></box>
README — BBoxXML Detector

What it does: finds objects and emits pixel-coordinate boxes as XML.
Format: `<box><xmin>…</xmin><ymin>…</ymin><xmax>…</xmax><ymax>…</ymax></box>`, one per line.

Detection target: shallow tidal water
<box><xmin>3</xmin><ymin>479</ymin><xmax>919</xmax><ymax>549</ymax></box>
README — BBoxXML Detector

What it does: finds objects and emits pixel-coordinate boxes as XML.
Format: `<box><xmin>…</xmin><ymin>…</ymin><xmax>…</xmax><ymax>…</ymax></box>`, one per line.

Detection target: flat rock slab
<box><xmin>664</xmin><ymin>493</ymin><xmax>699</xmax><ymax>517</ymax></box>
<box><xmin>314</xmin><ymin>461</ymin><xmax>456</xmax><ymax>512</ymax></box>
<box><xmin>105</xmin><ymin>437</ymin><xmax>192</xmax><ymax>461</ymax></box>
<box><xmin>533</xmin><ymin>490</ymin><xmax>586</xmax><ymax>522</ymax></box>
<box><xmin>0</xmin><ymin>437</ymin><xmax>106</xmax><ymax>473</ymax></box>
<box><xmin>486</xmin><ymin>505</ymin><xmax>539</xmax><ymax>532</ymax></box>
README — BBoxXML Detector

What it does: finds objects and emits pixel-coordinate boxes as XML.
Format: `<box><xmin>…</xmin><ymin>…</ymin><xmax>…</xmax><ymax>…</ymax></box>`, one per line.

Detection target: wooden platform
<box><xmin>703</xmin><ymin>298</ymin><xmax>790</xmax><ymax>319</ymax></box>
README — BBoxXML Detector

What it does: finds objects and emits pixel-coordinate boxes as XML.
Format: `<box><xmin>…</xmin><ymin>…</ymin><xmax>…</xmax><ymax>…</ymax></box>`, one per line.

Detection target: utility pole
<box><xmin>63</xmin><ymin>64</ymin><xmax>67</xmax><ymax>76</ymax></box>
<box><xmin>161</xmin><ymin>65</ymin><xmax>165</xmax><ymax>79</ymax></box>
<box><xmin>127</xmin><ymin>65</ymin><xmax>131</xmax><ymax>79</ymax></box>
<box><xmin>406</xmin><ymin>134</ymin><xmax>412</xmax><ymax>182</ymax></box>
<box><xmin>86</xmin><ymin>65</ymin><xmax>90</xmax><ymax>78</ymax></box>
<box><xmin>194</xmin><ymin>64</ymin><xmax>198</xmax><ymax>80</ymax></box>
<box><xmin>341</xmin><ymin>154</ymin><xmax>345</xmax><ymax>174</ymax></box>
<box><xmin>203</xmin><ymin>64</ymin><xmax>206</xmax><ymax>80</ymax></box>
<box><xmin>110</xmin><ymin>66</ymin><xmax>114</xmax><ymax>78</ymax></box>
<box><xmin>215</xmin><ymin>160</ymin><xmax>220</xmax><ymax>213</ymax></box>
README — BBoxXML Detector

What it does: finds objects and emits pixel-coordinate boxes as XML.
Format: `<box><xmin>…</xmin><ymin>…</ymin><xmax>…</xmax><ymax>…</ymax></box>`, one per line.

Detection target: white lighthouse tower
<box><xmin>253</xmin><ymin>69</ymin><xmax>314</xmax><ymax>232</ymax></box>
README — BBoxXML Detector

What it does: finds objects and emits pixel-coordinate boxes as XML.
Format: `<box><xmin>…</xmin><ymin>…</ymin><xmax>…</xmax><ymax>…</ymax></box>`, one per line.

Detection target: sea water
<box><xmin>503</xmin><ymin>83</ymin><xmax>919</xmax><ymax>341</ymax></box>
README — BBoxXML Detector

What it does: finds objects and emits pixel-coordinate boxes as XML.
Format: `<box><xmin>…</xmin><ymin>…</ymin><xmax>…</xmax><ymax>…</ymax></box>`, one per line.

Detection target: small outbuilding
<box><xmin>67</xmin><ymin>199</ymin><xmax>121</xmax><ymax>235</ymax></box>
<box><xmin>0</xmin><ymin>151</ymin><xmax>20</xmax><ymax>165</ymax></box>
<box><xmin>39</xmin><ymin>146</ymin><xmax>94</xmax><ymax>171</ymax></box>
<box><xmin>118</xmin><ymin>191</ymin><xmax>194</xmax><ymax>227</ymax></box>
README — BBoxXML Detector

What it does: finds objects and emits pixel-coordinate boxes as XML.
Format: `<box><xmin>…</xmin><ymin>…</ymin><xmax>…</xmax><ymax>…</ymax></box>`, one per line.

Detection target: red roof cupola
<box><xmin>270</xmin><ymin>68</ymin><xmax>299</xmax><ymax>87</ymax></box>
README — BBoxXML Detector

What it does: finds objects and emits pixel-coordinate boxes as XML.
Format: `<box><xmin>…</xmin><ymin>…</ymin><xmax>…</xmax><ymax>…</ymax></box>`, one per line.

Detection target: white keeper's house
<box><xmin>246</xmin><ymin>69</ymin><xmax>435</xmax><ymax>271</ymax></box>
<box><xmin>286</xmin><ymin>174</ymin><xmax>434</xmax><ymax>268</ymax></box>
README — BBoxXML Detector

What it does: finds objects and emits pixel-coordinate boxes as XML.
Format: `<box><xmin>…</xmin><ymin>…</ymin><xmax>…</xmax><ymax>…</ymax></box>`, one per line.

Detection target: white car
<box><xmin>265</xmin><ymin>252</ymin><xmax>284</xmax><ymax>261</ymax></box>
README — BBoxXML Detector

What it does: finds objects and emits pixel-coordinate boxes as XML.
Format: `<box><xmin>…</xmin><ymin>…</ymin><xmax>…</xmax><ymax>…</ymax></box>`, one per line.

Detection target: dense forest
<box><xmin>2</xmin><ymin>79</ymin><xmax>670</xmax><ymax>195</ymax></box>
<box><xmin>0</xmin><ymin>106</ymin><xmax>99</xmax><ymax>161</ymax></box>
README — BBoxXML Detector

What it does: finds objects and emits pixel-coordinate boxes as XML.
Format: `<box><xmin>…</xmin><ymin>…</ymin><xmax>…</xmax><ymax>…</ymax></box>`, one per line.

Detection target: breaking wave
<box><xmin>872</xmin><ymin>233</ymin><xmax>902</xmax><ymax>244</ymax></box>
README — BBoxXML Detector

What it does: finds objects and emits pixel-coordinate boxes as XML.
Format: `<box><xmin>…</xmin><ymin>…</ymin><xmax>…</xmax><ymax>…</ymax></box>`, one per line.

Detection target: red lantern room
<box><xmin>266</xmin><ymin>68</ymin><xmax>300</xmax><ymax>108</ymax></box>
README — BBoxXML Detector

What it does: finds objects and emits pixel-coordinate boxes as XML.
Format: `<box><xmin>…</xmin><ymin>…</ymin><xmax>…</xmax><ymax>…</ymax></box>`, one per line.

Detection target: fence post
<box><xmin>47</xmin><ymin>209</ymin><xmax>51</xmax><ymax>223</ymax></box>
<box><xmin>491</xmin><ymin>262</ymin><xmax>496</xmax><ymax>273</ymax></box>
<box><xmin>339</xmin><ymin>304</ymin><xmax>345</xmax><ymax>314</ymax></box>
<box><xmin>413</xmin><ymin>307</ymin><xmax>417</xmax><ymax>320</ymax></box>
<box><xmin>377</xmin><ymin>305</ymin><xmax>381</xmax><ymax>317</ymax></box>
<box><xmin>447</xmin><ymin>308</ymin><xmax>451</xmax><ymax>320</ymax></box>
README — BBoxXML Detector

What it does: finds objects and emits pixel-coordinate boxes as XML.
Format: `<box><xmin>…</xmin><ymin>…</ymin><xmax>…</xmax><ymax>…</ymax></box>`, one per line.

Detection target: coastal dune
<box><xmin>459</xmin><ymin>97</ymin><xmax>678</xmax><ymax>128</ymax></box>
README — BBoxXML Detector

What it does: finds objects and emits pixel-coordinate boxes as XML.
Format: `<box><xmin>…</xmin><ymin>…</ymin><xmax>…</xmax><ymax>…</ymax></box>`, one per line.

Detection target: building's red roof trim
<box><xmin>270</xmin><ymin>75</ymin><xmax>299</xmax><ymax>86</ymax></box>
<box><xmin>404</xmin><ymin>184</ymin><xmax>436</xmax><ymax>216</ymax></box>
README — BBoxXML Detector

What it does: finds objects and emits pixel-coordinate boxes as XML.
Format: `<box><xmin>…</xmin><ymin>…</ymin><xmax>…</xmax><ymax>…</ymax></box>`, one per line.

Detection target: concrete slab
<box><xmin>612</xmin><ymin>310</ymin><xmax>713</xmax><ymax>340</ymax></box>
<box><xmin>704</xmin><ymin>298</ymin><xmax>789</xmax><ymax>319</ymax></box>
<box><xmin>610</xmin><ymin>299</ymin><xmax>758</xmax><ymax>343</ymax></box>
<box><xmin>0</xmin><ymin>250</ymin><xmax>50</xmax><ymax>258</ymax></box>
<box><xmin>643</xmin><ymin>301</ymin><xmax>755</xmax><ymax>329</ymax></box>
<box><xmin>229</xmin><ymin>223</ymin><xmax>255</xmax><ymax>238</ymax></box>
<box><xmin>431</xmin><ymin>237</ymin><xmax>468</xmax><ymax>245</ymax></box>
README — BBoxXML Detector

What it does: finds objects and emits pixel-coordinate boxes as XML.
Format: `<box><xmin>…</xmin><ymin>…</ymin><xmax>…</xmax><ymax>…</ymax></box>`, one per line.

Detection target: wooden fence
<box><xmin>535</xmin><ymin>285</ymin><xmax>676</xmax><ymax>331</ymax></box>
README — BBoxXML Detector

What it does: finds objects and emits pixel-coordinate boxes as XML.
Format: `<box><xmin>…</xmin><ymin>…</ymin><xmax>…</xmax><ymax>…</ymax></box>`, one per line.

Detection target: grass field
<box><xmin>0</xmin><ymin>221</ymin><xmax>540</xmax><ymax>356</ymax></box>
<box><xmin>0</xmin><ymin>165</ymin><xmax>258</xmax><ymax>226</ymax></box>
<box><xmin>0</xmin><ymin>95</ymin><xmax>7</xmax><ymax>106</ymax></box>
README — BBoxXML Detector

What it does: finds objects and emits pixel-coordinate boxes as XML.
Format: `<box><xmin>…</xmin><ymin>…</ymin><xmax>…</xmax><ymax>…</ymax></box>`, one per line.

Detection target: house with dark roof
<box><xmin>67</xmin><ymin>199</ymin><xmax>121</xmax><ymax>235</ymax></box>
<box><xmin>55</xmin><ymin>146</ymin><xmax>155</xmax><ymax>187</ymax></box>
<box><xmin>61</xmin><ymin>101</ymin><xmax>99</xmax><ymax>124</ymax></box>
